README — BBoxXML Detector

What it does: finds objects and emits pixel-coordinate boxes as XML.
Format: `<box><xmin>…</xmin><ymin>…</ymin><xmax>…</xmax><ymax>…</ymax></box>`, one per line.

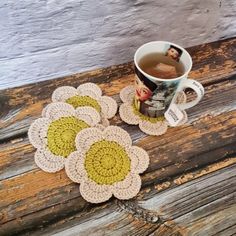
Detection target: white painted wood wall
<box><xmin>0</xmin><ymin>0</ymin><xmax>235</xmax><ymax>89</ymax></box>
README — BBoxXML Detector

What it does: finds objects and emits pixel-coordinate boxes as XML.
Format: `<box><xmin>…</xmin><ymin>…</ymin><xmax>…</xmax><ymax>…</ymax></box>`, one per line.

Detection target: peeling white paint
<box><xmin>0</xmin><ymin>0</ymin><xmax>235</xmax><ymax>89</ymax></box>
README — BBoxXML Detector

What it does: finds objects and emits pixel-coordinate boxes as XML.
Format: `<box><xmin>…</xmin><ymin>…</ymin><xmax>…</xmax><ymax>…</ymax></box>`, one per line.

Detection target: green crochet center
<box><xmin>132</xmin><ymin>102</ymin><xmax>165</xmax><ymax>123</ymax></box>
<box><xmin>85</xmin><ymin>140</ymin><xmax>131</xmax><ymax>185</ymax></box>
<box><xmin>47</xmin><ymin>116</ymin><xmax>89</xmax><ymax>157</ymax></box>
<box><xmin>66</xmin><ymin>95</ymin><xmax>101</xmax><ymax>112</ymax></box>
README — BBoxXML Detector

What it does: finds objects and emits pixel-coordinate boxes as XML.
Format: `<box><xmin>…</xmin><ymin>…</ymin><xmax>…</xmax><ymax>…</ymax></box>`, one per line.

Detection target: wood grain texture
<box><xmin>1</xmin><ymin>110</ymin><xmax>235</xmax><ymax>231</ymax></box>
<box><xmin>0</xmin><ymin>38</ymin><xmax>235</xmax><ymax>141</ymax></box>
<box><xmin>7</xmin><ymin>162</ymin><xmax>236</xmax><ymax>236</ymax></box>
<box><xmin>0</xmin><ymin>38</ymin><xmax>236</xmax><ymax>236</ymax></box>
<box><xmin>1</xmin><ymin>76</ymin><xmax>235</xmax><ymax>181</ymax></box>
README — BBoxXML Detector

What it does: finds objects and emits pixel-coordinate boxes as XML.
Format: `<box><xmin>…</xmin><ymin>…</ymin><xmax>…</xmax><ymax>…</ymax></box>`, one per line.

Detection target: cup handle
<box><xmin>177</xmin><ymin>79</ymin><xmax>204</xmax><ymax>110</ymax></box>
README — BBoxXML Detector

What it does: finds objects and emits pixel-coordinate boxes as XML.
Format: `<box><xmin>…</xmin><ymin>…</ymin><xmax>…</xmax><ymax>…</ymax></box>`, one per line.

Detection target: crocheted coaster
<box><xmin>65</xmin><ymin>126</ymin><xmax>149</xmax><ymax>203</ymax></box>
<box><xmin>119</xmin><ymin>86</ymin><xmax>188</xmax><ymax>136</ymax></box>
<box><xmin>51</xmin><ymin>83</ymin><xmax>117</xmax><ymax>126</ymax></box>
<box><xmin>28</xmin><ymin>102</ymin><xmax>101</xmax><ymax>173</ymax></box>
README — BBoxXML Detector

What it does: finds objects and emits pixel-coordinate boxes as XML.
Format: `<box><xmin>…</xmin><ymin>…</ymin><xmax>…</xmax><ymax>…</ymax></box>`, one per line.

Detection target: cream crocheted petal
<box><xmin>41</xmin><ymin>105</ymin><xmax>49</xmax><ymax>117</ymax></box>
<box><xmin>75</xmin><ymin>106</ymin><xmax>101</xmax><ymax>126</ymax></box>
<box><xmin>100</xmin><ymin>113</ymin><xmax>110</xmax><ymax>127</ymax></box>
<box><xmin>103</xmin><ymin>126</ymin><xmax>132</xmax><ymax>147</ymax></box>
<box><xmin>65</xmin><ymin>151</ymin><xmax>87</xmax><ymax>183</ymax></box>
<box><xmin>43</xmin><ymin>102</ymin><xmax>75</xmax><ymax>120</ymax></box>
<box><xmin>99</xmin><ymin>96</ymin><xmax>117</xmax><ymax>119</ymax></box>
<box><xmin>94</xmin><ymin>124</ymin><xmax>107</xmax><ymax>131</ymax></box>
<box><xmin>80</xmin><ymin>180</ymin><xmax>113</xmax><ymax>203</ymax></box>
<box><xmin>75</xmin><ymin>127</ymin><xmax>103</xmax><ymax>152</ymax></box>
<box><xmin>51</xmin><ymin>86</ymin><xmax>78</xmax><ymax>102</ymax></box>
<box><xmin>119</xmin><ymin>103</ymin><xmax>140</xmax><ymax>125</ymax></box>
<box><xmin>126</xmin><ymin>146</ymin><xmax>149</xmax><ymax>174</ymax></box>
<box><xmin>113</xmin><ymin>173</ymin><xmax>141</xmax><ymax>200</ymax></box>
<box><xmin>139</xmin><ymin>120</ymin><xmax>168</xmax><ymax>136</ymax></box>
<box><xmin>28</xmin><ymin>118</ymin><xmax>51</xmax><ymax>148</ymax></box>
<box><xmin>120</xmin><ymin>85</ymin><xmax>135</xmax><ymax>104</ymax></box>
<box><xmin>34</xmin><ymin>148</ymin><xmax>65</xmax><ymax>173</ymax></box>
<box><xmin>77</xmin><ymin>83</ymin><xmax>102</xmax><ymax>99</ymax></box>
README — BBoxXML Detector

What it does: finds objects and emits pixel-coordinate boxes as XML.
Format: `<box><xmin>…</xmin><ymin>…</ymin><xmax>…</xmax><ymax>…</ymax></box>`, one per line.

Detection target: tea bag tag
<box><xmin>164</xmin><ymin>103</ymin><xmax>184</xmax><ymax>126</ymax></box>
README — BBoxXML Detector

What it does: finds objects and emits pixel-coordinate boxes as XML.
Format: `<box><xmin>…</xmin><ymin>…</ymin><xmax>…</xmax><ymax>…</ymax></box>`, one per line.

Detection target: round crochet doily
<box><xmin>51</xmin><ymin>83</ymin><xmax>117</xmax><ymax>127</ymax></box>
<box><xmin>119</xmin><ymin>86</ymin><xmax>188</xmax><ymax>136</ymax></box>
<box><xmin>28</xmin><ymin>102</ymin><xmax>101</xmax><ymax>173</ymax></box>
<box><xmin>65</xmin><ymin>126</ymin><xmax>149</xmax><ymax>203</ymax></box>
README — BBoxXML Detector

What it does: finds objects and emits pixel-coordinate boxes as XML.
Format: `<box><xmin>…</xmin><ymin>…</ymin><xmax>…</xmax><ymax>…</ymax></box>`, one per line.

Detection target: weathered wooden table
<box><xmin>0</xmin><ymin>38</ymin><xmax>236</xmax><ymax>236</ymax></box>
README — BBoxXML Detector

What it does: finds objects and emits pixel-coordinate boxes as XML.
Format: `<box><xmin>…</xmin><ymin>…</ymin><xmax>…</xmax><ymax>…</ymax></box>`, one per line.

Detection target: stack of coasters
<box><xmin>28</xmin><ymin>83</ymin><xmax>150</xmax><ymax>203</ymax></box>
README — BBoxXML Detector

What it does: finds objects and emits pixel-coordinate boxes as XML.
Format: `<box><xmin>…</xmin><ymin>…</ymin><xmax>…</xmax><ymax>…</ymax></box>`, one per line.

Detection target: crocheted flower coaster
<box><xmin>119</xmin><ymin>86</ymin><xmax>188</xmax><ymax>136</ymax></box>
<box><xmin>65</xmin><ymin>126</ymin><xmax>149</xmax><ymax>203</ymax></box>
<box><xmin>28</xmin><ymin>102</ymin><xmax>101</xmax><ymax>173</ymax></box>
<box><xmin>51</xmin><ymin>83</ymin><xmax>117</xmax><ymax>126</ymax></box>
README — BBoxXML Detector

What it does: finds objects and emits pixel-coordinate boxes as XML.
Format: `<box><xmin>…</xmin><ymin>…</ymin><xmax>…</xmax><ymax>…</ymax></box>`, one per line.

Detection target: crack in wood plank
<box><xmin>116</xmin><ymin>200</ymin><xmax>161</xmax><ymax>224</ymax></box>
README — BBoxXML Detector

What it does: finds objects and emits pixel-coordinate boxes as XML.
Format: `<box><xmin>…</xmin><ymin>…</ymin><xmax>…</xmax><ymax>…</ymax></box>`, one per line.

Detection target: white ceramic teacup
<box><xmin>134</xmin><ymin>41</ymin><xmax>204</xmax><ymax>119</ymax></box>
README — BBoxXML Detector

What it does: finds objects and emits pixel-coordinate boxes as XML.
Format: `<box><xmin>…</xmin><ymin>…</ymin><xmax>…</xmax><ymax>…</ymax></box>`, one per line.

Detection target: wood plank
<box><xmin>46</xmin><ymin>163</ymin><xmax>236</xmax><ymax>236</ymax></box>
<box><xmin>0</xmin><ymin>138</ymin><xmax>35</xmax><ymax>180</ymax></box>
<box><xmin>0</xmin><ymin>38</ymin><xmax>235</xmax><ymax>235</ymax></box>
<box><xmin>1</xmin><ymin>77</ymin><xmax>235</xmax><ymax>181</ymax></box>
<box><xmin>0</xmin><ymin>76</ymin><xmax>235</xmax><ymax>180</ymax></box>
<box><xmin>214</xmin><ymin>224</ymin><xmax>236</xmax><ymax>236</ymax></box>
<box><xmin>0</xmin><ymin>38</ymin><xmax>235</xmax><ymax>141</ymax></box>
<box><xmin>185</xmin><ymin>77</ymin><xmax>236</xmax><ymax>122</ymax></box>
<box><xmin>143</xmin><ymin>165</ymin><xmax>236</xmax><ymax>236</ymax></box>
<box><xmin>0</xmin><ymin>71</ymin><xmax>134</xmax><ymax>142</ymax></box>
<box><xmin>188</xmin><ymin>38</ymin><xmax>236</xmax><ymax>84</ymax></box>
<box><xmin>0</xmin><ymin>110</ymin><xmax>235</xmax><ymax>234</ymax></box>
<box><xmin>4</xmin><ymin>162</ymin><xmax>235</xmax><ymax>236</ymax></box>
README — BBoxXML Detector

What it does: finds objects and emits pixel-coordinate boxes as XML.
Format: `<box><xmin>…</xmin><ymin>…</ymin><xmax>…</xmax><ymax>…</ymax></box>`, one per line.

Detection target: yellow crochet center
<box><xmin>66</xmin><ymin>95</ymin><xmax>101</xmax><ymax>112</ymax></box>
<box><xmin>47</xmin><ymin>116</ymin><xmax>89</xmax><ymax>157</ymax></box>
<box><xmin>85</xmin><ymin>140</ymin><xmax>131</xmax><ymax>185</ymax></box>
<box><xmin>132</xmin><ymin>103</ymin><xmax>165</xmax><ymax>123</ymax></box>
